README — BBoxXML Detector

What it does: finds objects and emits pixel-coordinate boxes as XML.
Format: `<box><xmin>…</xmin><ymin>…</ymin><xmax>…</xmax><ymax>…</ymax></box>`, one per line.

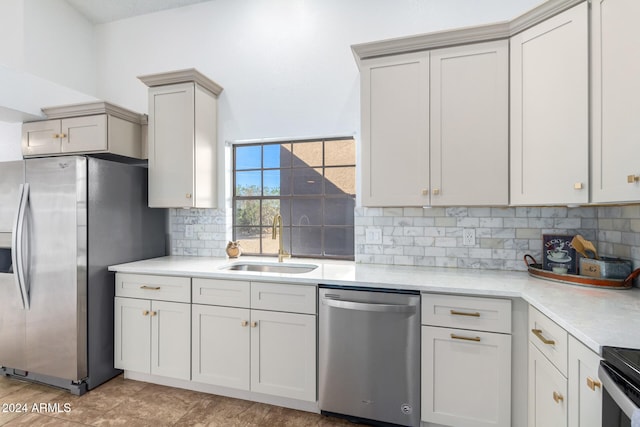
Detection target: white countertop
<box><xmin>109</xmin><ymin>256</ymin><xmax>640</xmax><ymax>355</ymax></box>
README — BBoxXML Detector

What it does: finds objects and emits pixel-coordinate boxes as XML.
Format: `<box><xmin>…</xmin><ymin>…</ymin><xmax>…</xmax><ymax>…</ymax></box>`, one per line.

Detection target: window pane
<box><xmin>261</xmin><ymin>227</ymin><xmax>279</xmax><ymax>255</ymax></box>
<box><xmin>236</xmin><ymin>227</ymin><xmax>261</xmax><ymax>254</ymax></box>
<box><xmin>264</xmin><ymin>143</ymin><xmax>290</xmax><ymax>169</ymax></box>
<box><xmin>235</xmin><ymin>171</ymin><xmax>262</xmax><ymax>196</ymax></box>
<box><xmin>292</xmin><ymin>199</ymin><xmax>322</xmax><ymax>226</ymax></box>
<box><xmin>235</xmin><ymin>145</ymin><xmax>261</xmax><ymax>170</ymax></box>
<box><xmin>325</xmin><ymin>167</ymin><xmax>355</xmax><ymax>195</ymax></box>
<box><xmin>325</xmin><ymin>198</ymin><xmax>355</xmax><ymax>226</ymax></box>
<box><xmin>261</xmin><ymin>199</ymin><xmax>281</xmax><ymax>227</ymax></box>
<box><xmin>324</xmin><ymin>227</ymin><xmax>354</xmax><ymax>256</ymax></box>
<box><xmin>291</xmin><ymin>227</ymin><xmax>322</xmax><ymax>256</ymax></box>
<box><xmin>292</xmin><ymin>141</ymin><xmax>322</xmax><ymax>167</ymax></box>
<box><xmin>325</xmin><ymin>139</ymin><xmax>355</xmax><ymax>166</ymax></box>
<box><xmin>263</xmin><ymin>170</ymin><xmax>282</xmax><ymax>196</ymax></box>
<box><xmin>235</xmin><ymin>200</ymin><xmax>260</xmax><ymax>227</ymax></box>
<box><xmin>293</xmin><ymin>168</ymin><xmax>323</xmax><ymax>195</ymax></box>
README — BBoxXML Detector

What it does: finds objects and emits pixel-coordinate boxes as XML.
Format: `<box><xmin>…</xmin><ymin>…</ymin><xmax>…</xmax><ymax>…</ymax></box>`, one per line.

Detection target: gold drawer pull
<box><xmin>241</xmin><ymin>320</ymin><xmax>248</xmax><ymax>327</ymax></box>
<box><xmin>628</xmin><ymin>175</ymin><xmax>640</xmax><ymax>183</ymax></box>
<box><xmin>450</xmin><ymin>310</ymin><xmax>480</xmax><ymax>317</ymax></box>
<box><xmin>142</xmin><ymin>310</ymin><xmax>149</xmax><ymax>316</ymax></box>
<box><xmin>250</xmin><ymin>321</ymin><xmax>258</xmax><ymax>328</ymax></box>
<box><xmin>450</xmin><ymin>334</ymin><xmax>480</xmax><ymax>342</ymax></box>
<box><xmin>140</xmin><ymin>285</ymin><xmax>161</xmax><ymax>290</ymax></box>
<box><xmin>587</xmin><ymin>377</ymin><xmax>601</xmax><ymax>391</ymax></box>
<box><xmin>532</xmin><ymin>329</ymin><xmax>555</xmax><ymax>345</ymax></box>
<box><xmin>553</xmin><ymin>391</ymin><xmax>564</xmax><ymax>403</ymax></box>
<box><xmin>150</xmin><ymin>311</ymin><xmax>157</xmax><ymax>317</ymax></box>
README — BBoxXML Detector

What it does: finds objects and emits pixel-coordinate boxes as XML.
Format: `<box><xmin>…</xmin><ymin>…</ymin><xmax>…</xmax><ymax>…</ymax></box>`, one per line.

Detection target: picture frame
<box><xmin>542</xmin><ymin>234</ymin><xmax>578</xmax><ymax>274</ymax></box>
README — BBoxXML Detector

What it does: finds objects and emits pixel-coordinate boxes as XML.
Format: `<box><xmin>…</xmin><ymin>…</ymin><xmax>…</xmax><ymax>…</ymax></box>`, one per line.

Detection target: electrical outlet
<box><xmin>365</xmin><ymin>228</ymin><xmax>382</xmax><ymax>244</ymax></box>
<box><xmin>463</xmin><ymin>229</ymin><xmax>476</xmax><ymax>246</ymax></box>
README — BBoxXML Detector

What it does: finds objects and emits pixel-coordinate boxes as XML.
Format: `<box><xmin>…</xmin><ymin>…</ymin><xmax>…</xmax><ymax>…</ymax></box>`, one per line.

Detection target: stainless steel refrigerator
<box><xmin>0</xmin><ymin>156</ymin><xmax>166</xmax><ymax>394</ymax></box>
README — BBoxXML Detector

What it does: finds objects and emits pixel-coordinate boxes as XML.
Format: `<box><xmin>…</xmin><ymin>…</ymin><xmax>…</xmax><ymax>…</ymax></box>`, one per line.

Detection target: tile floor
<box><xmin>0</xmin><ymin>375</ymin><xmax>360</xmax><ymax>426</ymax></box>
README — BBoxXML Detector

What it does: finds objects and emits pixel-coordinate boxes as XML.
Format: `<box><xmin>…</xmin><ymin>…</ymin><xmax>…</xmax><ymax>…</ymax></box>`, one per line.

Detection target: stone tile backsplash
<box><xmin>354</xmin><ymin>206</ymin><xmax>600</xmax><ymax>271</ymax></box>
<box><xmin>168</xmin><ymin>204</ymin><xmax>640</xmax><ymax>272</ymax></box>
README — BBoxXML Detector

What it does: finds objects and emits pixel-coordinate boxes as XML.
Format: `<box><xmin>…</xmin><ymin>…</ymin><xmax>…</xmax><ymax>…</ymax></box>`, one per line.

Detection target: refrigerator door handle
<box><xmin>11</xmin><ymin>183</ymin><xmax>29</xmax><ymax>310</ymax></box>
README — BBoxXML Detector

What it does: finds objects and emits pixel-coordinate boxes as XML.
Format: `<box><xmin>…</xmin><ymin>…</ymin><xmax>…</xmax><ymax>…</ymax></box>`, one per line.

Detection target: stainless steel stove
<box><xmin>600</xmin><ymin>346</ymin><xmax>640</xmax><ymax>427</ymax></box>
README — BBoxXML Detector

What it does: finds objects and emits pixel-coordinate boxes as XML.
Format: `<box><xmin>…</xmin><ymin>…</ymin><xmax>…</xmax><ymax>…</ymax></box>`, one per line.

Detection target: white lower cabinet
<box><xmin>192</xmin><ymin>304</ymin><xmax>250</xmax><ymax>390</ymax></box>
<box><xmin>114</xmin><ymin>297</ymin><xmax>191</xmax><ymax>380</ymax></box>
<box><xmin>421</xmin><ymin>294</ymin><xmax>512</xmax><ymax>427</ymax></box>
<box><xmin>568</xmin><ymin>336</ymin><xmax>602</xmax><ymax>427</ymax></box>
<box><xmin>191</xmin><ymin>279</ymin><xmax>317</xmax><ymax>402</ymax></box>
<box><xmin>528</xmin><ymin>307</ymin><xmax>602</xmax><ymax>427</ymax></box>
<box><xmin>529</xmin><ymin>343</ymin><xmax>568</xmax><ymax>427</ymax></box>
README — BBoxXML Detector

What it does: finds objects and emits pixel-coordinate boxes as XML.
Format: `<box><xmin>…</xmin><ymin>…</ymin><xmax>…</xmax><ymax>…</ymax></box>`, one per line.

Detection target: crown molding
<box><xmin>42</xmin><ymin>101</ymin><xmax>146</xmax><ymax>124</ymax></box>
<box><xmin>351</xmin><ymin>0</ymin><xmax>585</xmax><ymax>64</ymax></box>
<box><xmin>137</xmin><ymin>68</ymin><xmax>224</xmax><ymax>96</ymax></box>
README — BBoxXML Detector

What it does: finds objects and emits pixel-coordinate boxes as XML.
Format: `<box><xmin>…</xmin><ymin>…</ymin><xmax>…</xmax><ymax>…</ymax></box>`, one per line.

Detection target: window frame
<box><xmin>232</xmin><ymin>137</ymin><xmax>355</xmax><ymax>260</ymax></box>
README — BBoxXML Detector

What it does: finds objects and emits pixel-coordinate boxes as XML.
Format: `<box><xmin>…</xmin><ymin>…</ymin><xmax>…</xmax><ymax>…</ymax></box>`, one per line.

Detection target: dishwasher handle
<box><xmin>322</xmin><ymin>297</ymin><xmax>417</xmax><ymax>313</ymax></box>
<box><xmin>599</xmin><ymin>364</ymin><xmax>638</xmax><ymax>420</ymax></box>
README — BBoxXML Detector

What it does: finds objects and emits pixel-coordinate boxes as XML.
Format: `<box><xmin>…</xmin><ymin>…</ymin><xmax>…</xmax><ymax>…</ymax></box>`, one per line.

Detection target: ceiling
<box><xmin>65</xmin><ymin>0</ymin><xmax>214</xmax><ymax>24</ymax></box>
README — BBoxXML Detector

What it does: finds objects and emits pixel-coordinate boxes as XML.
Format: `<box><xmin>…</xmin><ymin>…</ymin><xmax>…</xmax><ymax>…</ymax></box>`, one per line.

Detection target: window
<box><xmin>233</xmin><ymin>138</ymin><xmax>355</xmax><ymax>259</ymax></box>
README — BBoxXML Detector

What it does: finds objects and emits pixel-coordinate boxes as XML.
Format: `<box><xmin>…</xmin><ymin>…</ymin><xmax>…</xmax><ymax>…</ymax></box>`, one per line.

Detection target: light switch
<box><xmin>366</xmin><ymin>228</ymin><xmax>382</xmax><ymax>244</ymax></box>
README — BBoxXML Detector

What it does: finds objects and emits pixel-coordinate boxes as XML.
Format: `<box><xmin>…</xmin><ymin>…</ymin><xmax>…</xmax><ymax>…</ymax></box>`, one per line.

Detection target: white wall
<box><xmin>0</xmin><ymin>122</ymin><xmax>22</xmax><ymax>162</ymax></box>
<box><xmin>95</xmin><ymin>0</ymin><xmax>540</xmax><ymax>144</ymax></box>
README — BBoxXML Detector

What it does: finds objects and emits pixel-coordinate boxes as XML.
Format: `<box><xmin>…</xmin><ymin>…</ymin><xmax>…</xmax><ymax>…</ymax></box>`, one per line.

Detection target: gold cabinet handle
<box><xmin>587</xmin><ymin>377</ymin><xmax>601</xmax><ymax>391</ymax></box>
<box><xmin>421</xmin><ymin>189</ymin><xmax>428</xmax><ymax>196</ymax></box>
<box><xmin>628</xmin><ymin>175</ymin><xmax>640</xmax><ymax>183</ymax></box>
<box><xmin>142</xmin><ymin>310</ymin><xmax>149</xmax><ymax>316</ymax></box>
<box><xmin>532</xmin><ymin>329</ymin><xmax>555</xmax><ymax>345</ymax></box>
<box><xmin>53</xmin><ymin>133</ymin><xmax>60</xmax><ymax>138</ymax></box>
<box><xmin>150</xmin><ymin>311</ymin><xmax>157</xmax><ymax>317</ymax></box>
<box><xmin>140</xmin><ymin>285</ymin><xmax>161</xmax><ymax>290</ymax></box>
<box><xmin>553</xmin><ymin>391</ymin><xmax>564</xmax><ymax>403</ymax></box>
<box><xmin>432</xmin><ymin>189</ymin><xmax>440</xmax><ymax>195</ymax></box>
<box><xmin>450</xmin><ymin>309</ymin><xmax>480</xmax><ymax>317</ymax></box>
<box><xmin>59</xmin><ymin>133</ymin><xmax>66</xmax><ymax>138</ymax></box>
<box><xmin>241</xmin><ymin>320</ymin><xmax>248</xmax><ymax>327</ymax></box>
<box><xmin>574</xmin><ymin>182</ymin><xmax>583</xmax><ymax>190</ymax></box>
<box><xmin>186</xmin><ymin>193</ymin><xmax>192</xmax><ymax>199</ymax></box>
<box><xmin>450</xmin><ymin>333</ymin><xmax>480</xmax><ymax>342</ymax></box>
<box><xmin>250</xmin><ymin>321</ymin><xmax>257</xmax><ymax>328</ymax></box>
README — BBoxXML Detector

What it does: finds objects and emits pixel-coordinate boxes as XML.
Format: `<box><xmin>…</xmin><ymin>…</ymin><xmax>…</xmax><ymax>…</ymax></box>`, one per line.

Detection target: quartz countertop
<box><xmin>109</xmin><ymin>256</ymin><xmax>640</xmax><ymax>355</ymax></box>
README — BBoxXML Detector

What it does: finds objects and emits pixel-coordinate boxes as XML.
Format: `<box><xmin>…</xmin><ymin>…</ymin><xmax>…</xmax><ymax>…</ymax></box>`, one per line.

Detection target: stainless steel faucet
<box><xmin>272</xmin><ymin>213</ymin><xmax>290</xmax><ymax>262</ymax></box>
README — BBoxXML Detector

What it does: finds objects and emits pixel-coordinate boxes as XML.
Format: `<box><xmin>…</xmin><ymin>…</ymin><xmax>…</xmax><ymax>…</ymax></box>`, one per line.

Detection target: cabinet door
<box><xmin>430</xmin><ymin>40</ymin><xmax>508</xmax><ymax>206</ymax></box>
<box><xmin>361</xmin><ymin>51</ymin><xmax>429</xmax><ymax>206</ymax></box>
<box><xmin>421</xmin><ymin>326</ymin><xmax>511</xmax><ymax>427</ymax></box>
<box><xmin>510</xmin><ymin>3</ymin><xmax>588</xmax><ymax>205</ymax></box>
<box><xmin>148</xmin><ymin>82</ymin><xmax>195</xmax><ymax>208</ymax></box>
<box><xmin>568</xmin><ymin>337</ymin><xmax>602</xmax><ymax>427</ymax></box>
<box><xmin>192</xmin><ymin>304</ymin><xmax>250</xmax><ymax>390</ymax></box>
<box><xmin>529</xmin><ymin>343</ymin><xmax>568</xmax><ymax>427</ymax></box>
<box><xmin>60</xmin><ymin>115</ymin><xmax>107</xmax><ymax>154</ymax></box>
<box><xmin>591</xmin><ymin>0</ymin><xmax>640</xmax><ymax>203</ymax></box>
<box><xmin>114</xmin><ymin>297</ymin><xmax>151</xmax><ymax>373</ymax></box>
<box><xmin>250</xmin><ymin>310</ymin><xmax>316</xmax><ymax>401</ymax></box>
<box><xmin>22</xmin><ymin>120</ymin><xmax>61</xmax><ymax>157</ymax></box>
<box><xmin>150</xmin><ymin>300</ymin><xmax>191</xmax><ymax>380</ymax></box>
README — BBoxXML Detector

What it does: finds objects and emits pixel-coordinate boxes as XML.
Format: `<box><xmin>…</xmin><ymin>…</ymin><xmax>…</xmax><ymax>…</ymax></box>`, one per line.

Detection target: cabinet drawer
<box><xmin>251</xmin><ymin>282</ymin><xmax>316</xmax><ymax>314</ymax></box>
<box><xmin>529</xmin><ymin>306</ymin><xmax>568</xmax><ymax>376</ymax></box>
<box><xmin>421</xmin><ymin>293</ymin><xmax>511</xmax><ymax>333</ymax></box>
<box><xmin>192</xmin><ymin>278</ymin><xmax>250</xmax><ymax>307</ymax></box>
<box><xmin>115</xmin><ymin>273</ymin><xmax>190</xmax><ymax>303</ymax></box>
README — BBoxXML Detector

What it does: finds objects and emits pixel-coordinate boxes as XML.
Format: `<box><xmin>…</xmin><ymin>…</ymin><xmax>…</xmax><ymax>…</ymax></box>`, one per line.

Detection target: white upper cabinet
<box><xmin>510</xmin><ymin>3</ymin><xmax>589</xmax><ymax>206</ymax></box>
<box><xmin>22</xmin><ymin>102</ymin><xmax>144</xmax><ymax>159</ymax></box>
<box><xmin>430</xmin><ymin>40</ymin><xmax>508</xmax><ymax>206</ymax></box>
<box><xmin>359</xmin><ymin>40</ymin><xmax>509</xmax><ymax>207</ymax></box>
<box><xmin>591</xmin><ymin>0</ymin><xmax>640</xmax><ymax>203</ymax></box>
<box><xmin>360</xmin><ymin>51</ymin><xmax>430</xmax><ymax>207</ymax></box>
<box><xmin>139</xmin><ymin>69</ymin><xmax>223</xmax><ymax>208</ymax></box>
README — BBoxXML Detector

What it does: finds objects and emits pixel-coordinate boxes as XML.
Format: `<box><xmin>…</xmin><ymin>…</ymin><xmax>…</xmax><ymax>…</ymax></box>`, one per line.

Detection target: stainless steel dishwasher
<box><xmin>318</xmin><ymin>285</ymin><xmax>420</xmax><ymax>427</ymax></box>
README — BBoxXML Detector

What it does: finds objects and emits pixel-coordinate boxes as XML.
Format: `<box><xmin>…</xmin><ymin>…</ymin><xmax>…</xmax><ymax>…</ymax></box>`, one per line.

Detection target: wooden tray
<box><xmin>524</xmin><ymin>255</ymin><xmax>640</xmax><ymax>290</ymax></box>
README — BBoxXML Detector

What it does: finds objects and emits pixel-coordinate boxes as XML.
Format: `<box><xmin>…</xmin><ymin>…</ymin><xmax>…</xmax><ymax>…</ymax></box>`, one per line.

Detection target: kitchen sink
<box><xmin>220</xmin><ymin>262</ymin><xmax>318</xmax><ymax>274</ymax></box>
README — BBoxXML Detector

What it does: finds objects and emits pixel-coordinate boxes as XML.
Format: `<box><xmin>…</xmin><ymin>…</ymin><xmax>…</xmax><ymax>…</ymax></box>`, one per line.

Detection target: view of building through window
<box><xmin>233</xmin><ymin>138</ymin><xmax>355</xmax><ymax>259</ymax></box>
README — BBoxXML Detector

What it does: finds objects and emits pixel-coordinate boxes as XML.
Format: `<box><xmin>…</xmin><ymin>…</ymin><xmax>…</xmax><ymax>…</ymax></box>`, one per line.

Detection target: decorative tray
<box><xmin>524</xmin><ymin>255</ymin><xmax>640</xmax><ymax>290</ymax></box>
